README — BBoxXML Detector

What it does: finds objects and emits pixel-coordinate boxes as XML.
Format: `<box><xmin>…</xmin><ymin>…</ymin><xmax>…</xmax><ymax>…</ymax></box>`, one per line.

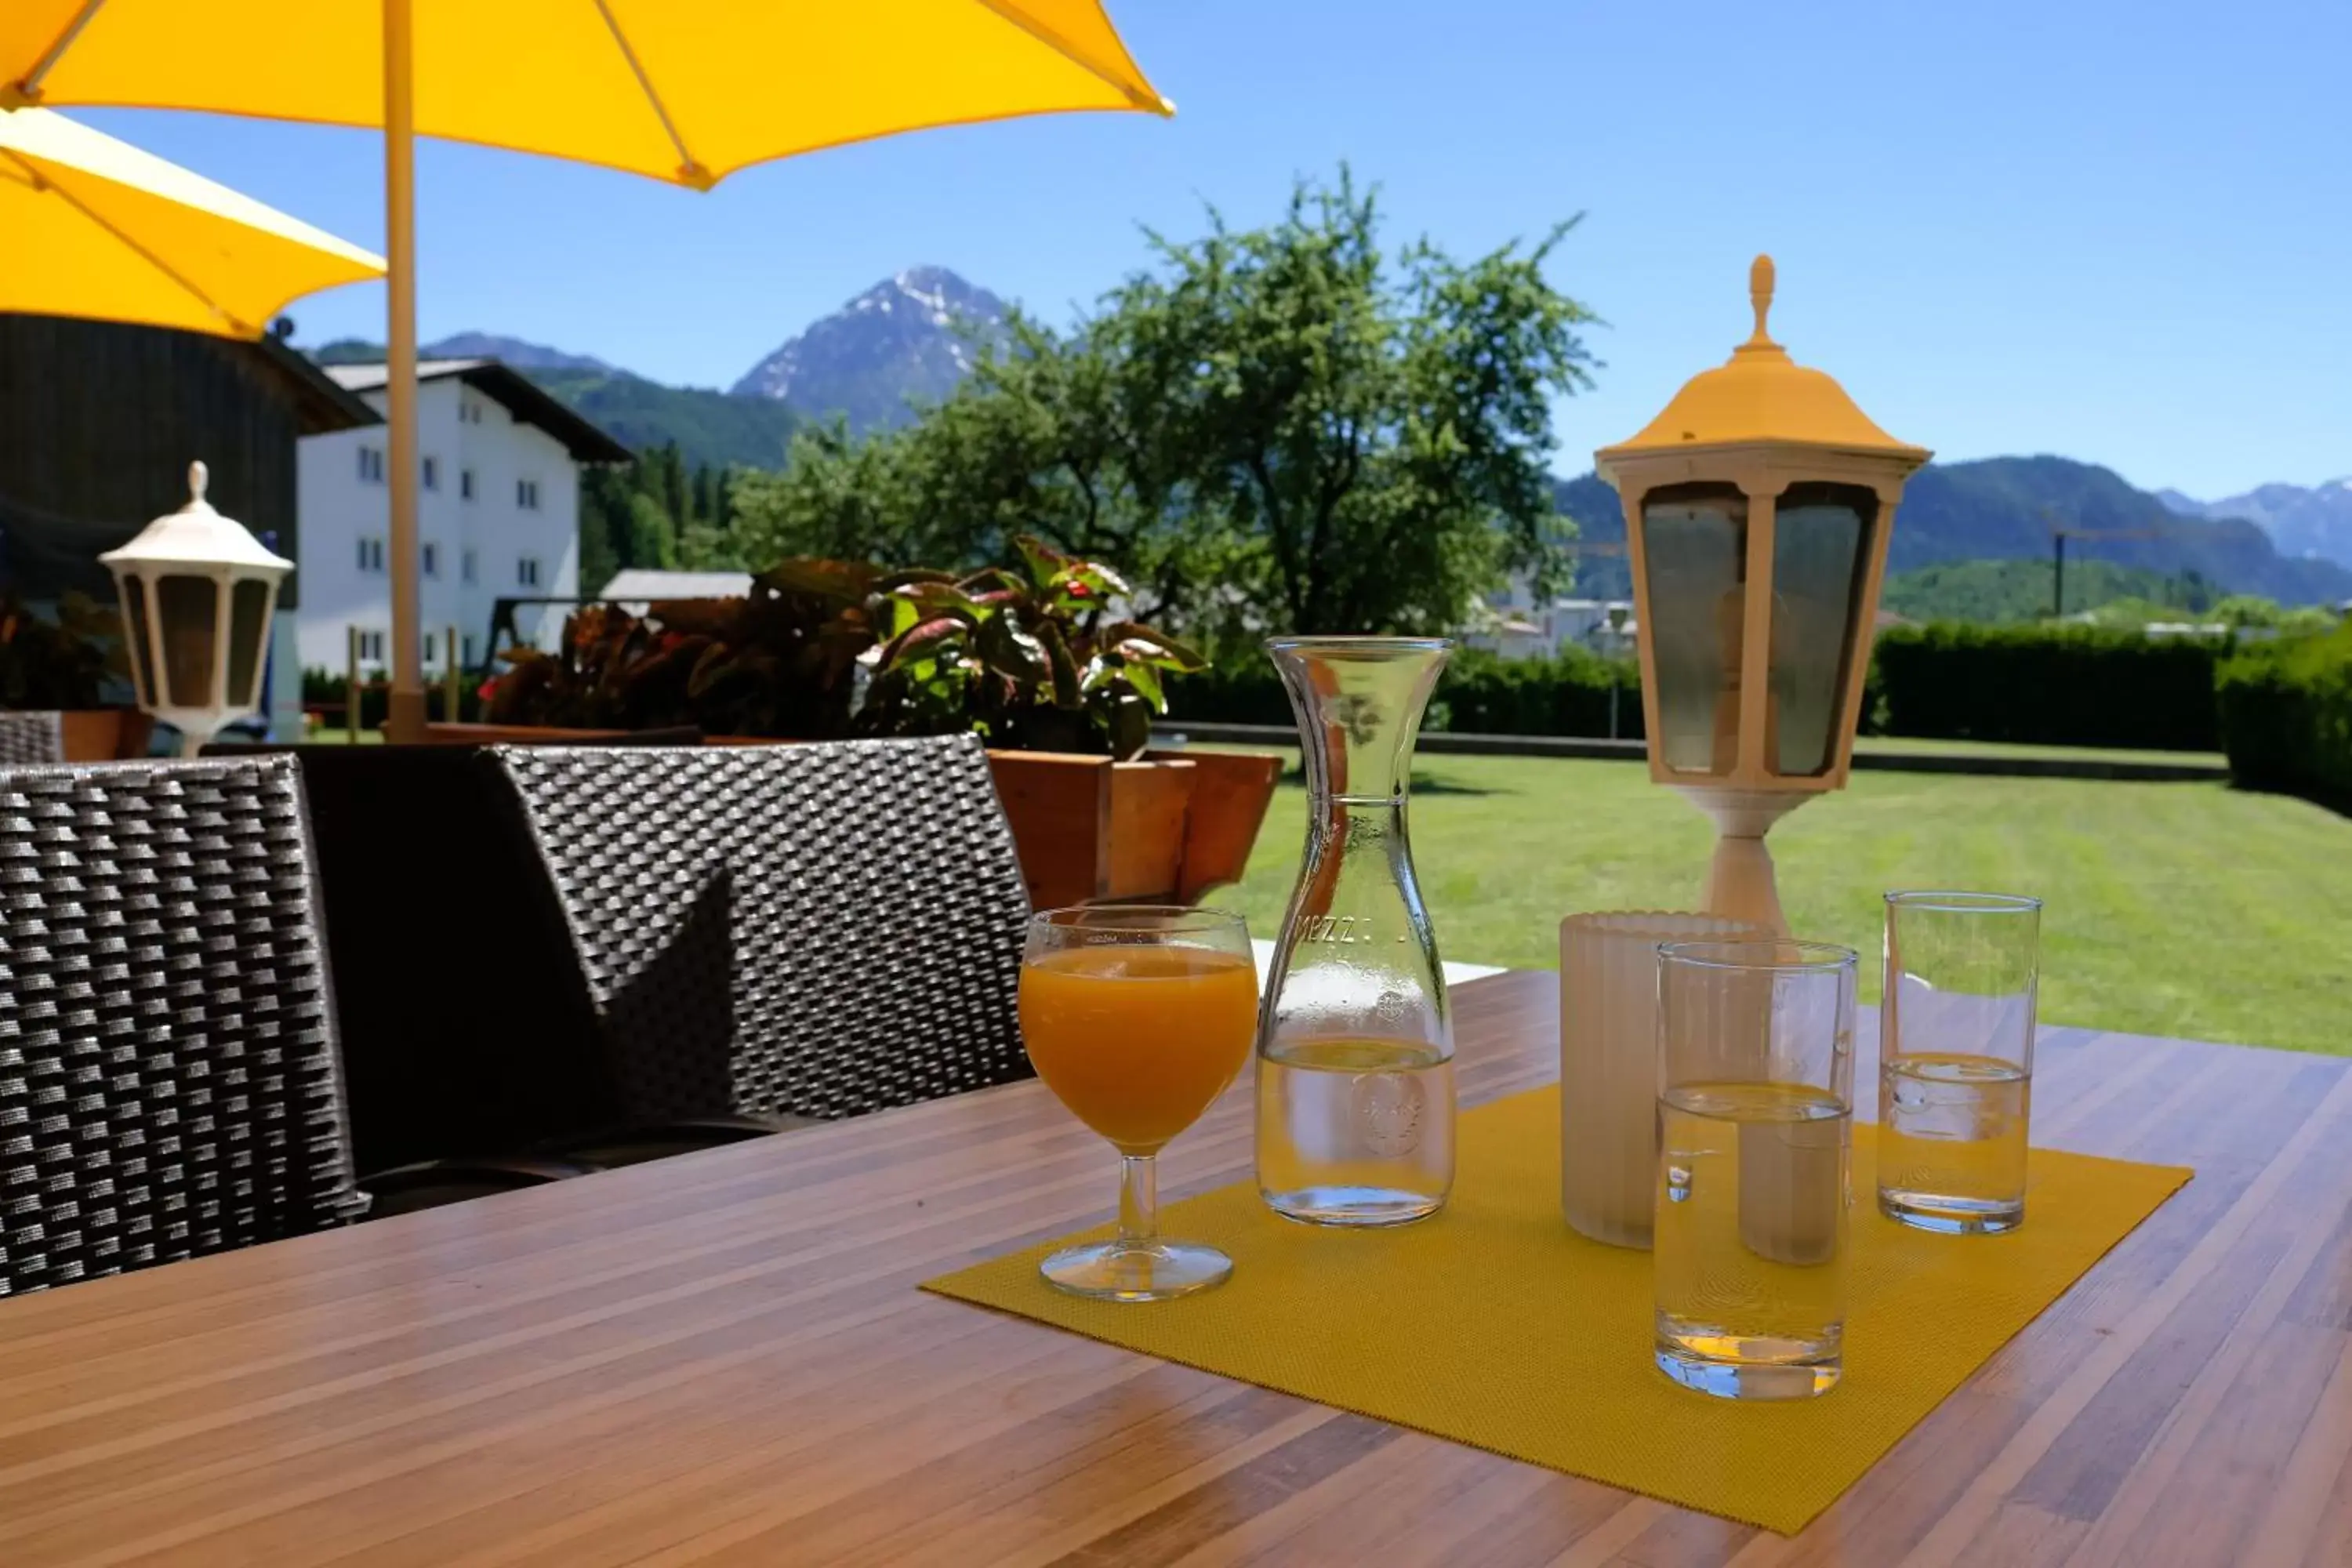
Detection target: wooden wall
<box><xmin>0</xmin><ymin>316</ymin><xmax>341</xmax><ymax>608</ymax></box>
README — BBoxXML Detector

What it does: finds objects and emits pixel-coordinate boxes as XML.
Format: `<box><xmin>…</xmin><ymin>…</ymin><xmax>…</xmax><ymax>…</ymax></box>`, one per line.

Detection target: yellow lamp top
<box><xmin>1597</xmin><ymin>256</ymin><xmax>1929</xmax><ymax>466</ymax></box>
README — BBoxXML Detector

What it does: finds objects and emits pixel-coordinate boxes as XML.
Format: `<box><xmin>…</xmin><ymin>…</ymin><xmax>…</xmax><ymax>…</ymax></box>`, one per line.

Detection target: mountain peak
<box><xmin>2160</xmin><ymin>478</ymin><xmax>2352</xmax><ymax>568</ymax></box>
<box><xmin>731</xmin><ymin>267</ymin><xmax>1009</xmax><ymax>432</ymax></box>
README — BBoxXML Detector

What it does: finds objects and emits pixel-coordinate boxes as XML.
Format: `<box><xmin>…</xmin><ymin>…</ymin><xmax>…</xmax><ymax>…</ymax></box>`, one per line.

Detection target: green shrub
<box><xmin>1167</xmin><ymin>644</ymin><xmax>1643</xmax><ymax>739</ymax></box>
<box><xmin>2217</xmin><ymin>622</ymin><xmax>2352</xmax><ymax>811</ymax></box>
<box><xmin>1871</xmin><ymin>623</ymin><xmax>2228</xmax><ymax>751</ymax></box>
<box><xmin>1427</xmin><ymin>647</ymin><xmax>1643</xmax><ymax>739</ymax></box>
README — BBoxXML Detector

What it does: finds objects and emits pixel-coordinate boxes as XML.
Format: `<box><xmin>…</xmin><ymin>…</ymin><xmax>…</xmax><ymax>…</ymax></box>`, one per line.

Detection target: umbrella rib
<box><xmin>967</xmin><ymin>0</ymin><xmax>1172</xmax><ymax>113</ymax></box>
<box><xmin>588</xmin><ymin>0</ymin><xmax>710</xmax><ymax>188</ymax></box>
<box><xmin>3</xmin><ymin>0</ymin><xmax>110</xmax><ymax>107</ymax></box>
<box><xmin>31</xmin><ymin>162</ymin><xmax>253</xmax><ymax>336</ymax></box>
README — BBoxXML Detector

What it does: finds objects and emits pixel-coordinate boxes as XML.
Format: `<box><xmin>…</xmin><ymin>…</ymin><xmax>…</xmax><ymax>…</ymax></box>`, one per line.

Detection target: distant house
<box><xmin>296</xmin><ymin>358</ymin><xmax>630</xmax><ymax>677</ymax></box>
<box><xmin>0</xmin><ymin>314</ymin><xmax>379</xmax><ymax>738</ymax></box>
<box><xmin>598</xmin><ymin>568</ymin><xmax>754</xmax><ymax>612</ymax></box>
<box><xmin>1467</xmin><ymin>585</ymin><xmax>1639</xmax><ymax>661</ymax></box>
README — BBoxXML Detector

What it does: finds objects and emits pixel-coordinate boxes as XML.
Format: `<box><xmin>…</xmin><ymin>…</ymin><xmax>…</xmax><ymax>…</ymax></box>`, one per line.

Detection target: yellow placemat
<box><xmin>922</xmin><ymin>1084</ymin><xmax>2190</xmax><ymax>1534</ymax></box>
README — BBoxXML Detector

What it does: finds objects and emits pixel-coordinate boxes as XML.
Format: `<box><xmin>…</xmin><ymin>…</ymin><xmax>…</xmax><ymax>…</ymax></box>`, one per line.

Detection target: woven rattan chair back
<box><xmin>486</xmin><ymin>736</ymin><xmax>1033</xmax><ymax>1123</ymax></box>
<box><xmin>0</xmin><ymin>756</ymin><xmax>361</xmax><ymax>1295</ymax></box>
<box><xmin>0</xmin><ymin>712</ymin><xmax>63</xmax><ymax>765</ymax></box>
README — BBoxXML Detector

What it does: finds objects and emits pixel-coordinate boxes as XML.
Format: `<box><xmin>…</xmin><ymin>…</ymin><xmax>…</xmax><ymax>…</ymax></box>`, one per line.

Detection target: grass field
<box><xmin>1209</xmin><ymin>750</ymin><xmax>2352</xmax><ymax>1055</ymax></box>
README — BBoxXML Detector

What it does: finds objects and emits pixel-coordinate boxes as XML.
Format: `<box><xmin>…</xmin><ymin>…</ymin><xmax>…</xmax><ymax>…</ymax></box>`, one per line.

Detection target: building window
<box><xmin>423</xmin><ymin>632</ymin><xmax>437</xmax><ymax>662</ymax></box>
<box><xmin>517</xmin><ymin>556</ymin><xmax>541</xmax><ymax>588</ymax></box>
<box><xmin>422</xmin><ymin>542</ymin><xmax>440</xmax><ymax>578</ymax></box>
<box><xmin>422</xmin><ymin>456</ymin><xmax>439</xmax><ymax>491</ymax></box>
<box><xmin>460</xmin><ymin>468</ymin><xmax>475</xmax><ymax>501</ymax></box>
<box><xmin>461</xmin><ymin>546</ymin><xmax>477</xmax><ymax>584</ymax></box>
<box><xmin>516</xmin><ymin>477</ymin><xmax>540</xmax><ymax>510</ymax></box>
<box><xmin>358</xmin><ymin>446</ymin><xmax>385</xmax><ymax>485</ymax></box>
<box><xmin>462</xmin><ymin>633</ymin><xmax>477</xmax><ymax>665</ymax></box>
<box><xmin>459</xmin><ymin>399</ymin><xmax>485</xmax><ymax>426</ymax></box>
<box><xmin>357</xmin><ymin>536</ymin><xmax>386</xmax><ymax>573</ymax></box>
<box><xmin>357</xmin><ymin>629</ymin><xmax>385</xmax><ymax>662</ymax></box>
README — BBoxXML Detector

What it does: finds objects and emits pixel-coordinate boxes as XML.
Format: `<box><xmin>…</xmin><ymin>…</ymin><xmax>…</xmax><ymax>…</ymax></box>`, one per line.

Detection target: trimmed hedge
<box><xmin>1171</xmin><ymin>626</ymin><xmax>2241</xmax><ymax>753</ymax></box>
<box><xmin>2216</xmin><ymin>622</ymin><xmax>2352</xmax><ymax>811</ymax></box>
<box><xmin>1167</xmin><ymin>646</ymin><xmax>1644</xmax><ymax>740</ymax></box>
<box><xmin>1869</xmin><ymin>623</ymin><xmax>2228</xmax><ymax>752</ymax></box>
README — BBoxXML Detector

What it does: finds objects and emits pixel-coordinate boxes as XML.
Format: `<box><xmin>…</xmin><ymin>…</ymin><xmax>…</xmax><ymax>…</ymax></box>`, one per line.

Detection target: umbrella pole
<box><xmin>381</xmin><ymin>0</ymin><xmax>426</xmax><ymax>742</ymax></box>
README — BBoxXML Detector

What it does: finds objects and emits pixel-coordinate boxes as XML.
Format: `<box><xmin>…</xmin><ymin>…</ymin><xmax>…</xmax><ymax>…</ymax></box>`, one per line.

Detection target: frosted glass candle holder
<box><xmin>1559</xmin><ymin>911</ymin><xmax>1762</xmax><ymax>1247</ymax></box>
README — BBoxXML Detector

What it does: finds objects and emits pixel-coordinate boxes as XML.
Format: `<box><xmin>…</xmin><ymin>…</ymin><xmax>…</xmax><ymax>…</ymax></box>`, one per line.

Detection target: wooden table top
<box><xmin>4</xmin><ymin>970</ymin><xmax>2349</xmax><ymax>1567</ymax></box>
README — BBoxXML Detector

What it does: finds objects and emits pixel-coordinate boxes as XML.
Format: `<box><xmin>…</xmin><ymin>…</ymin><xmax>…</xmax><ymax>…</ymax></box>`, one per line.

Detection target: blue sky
<box><xmin>80</xmin><ymin>0</ymin><xmax>2349</xmax><ymax>498</ymax></box>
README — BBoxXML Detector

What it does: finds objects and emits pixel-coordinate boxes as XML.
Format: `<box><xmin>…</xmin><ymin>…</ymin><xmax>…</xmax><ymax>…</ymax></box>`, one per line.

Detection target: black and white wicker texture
<box><xmin>486</xmin><ymin>735</ymin><xmax>1033</xmax><ymax>1124</ymax></box>
<box><xmin>0</xmin><ymin>711</ymin><xmax>63</xmax><ymax>765</ymax></box>
<box><xmin>0</xmin><ymin>756</ymin><xmax>361</xmax><ymax>1296</ymax></box>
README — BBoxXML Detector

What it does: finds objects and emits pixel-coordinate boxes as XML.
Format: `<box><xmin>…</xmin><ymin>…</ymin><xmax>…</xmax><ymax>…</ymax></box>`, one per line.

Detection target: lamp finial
<box><xmin>1746</xmin><ymin>255</ymin><xmax>1777</xmax><ymax>348</ymax></box>
<box><xmin>187</xmin><ymin>460</ymin><xmax>209</xmax><ymax>506</ymax></box>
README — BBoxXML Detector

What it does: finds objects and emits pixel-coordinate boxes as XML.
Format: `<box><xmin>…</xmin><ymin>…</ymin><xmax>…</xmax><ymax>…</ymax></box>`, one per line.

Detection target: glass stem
<box><xmin>1117</xmin><ymin>1154</ymin><xmax>1159</xmax><ymax>1250</ymax></box>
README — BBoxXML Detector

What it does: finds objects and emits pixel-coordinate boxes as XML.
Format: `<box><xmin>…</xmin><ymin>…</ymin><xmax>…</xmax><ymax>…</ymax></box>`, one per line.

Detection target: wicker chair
<box><xmin>483</xmin><ymin>735</ymin><xmax>1033</xmax><ymax>1151</ymax></box>
<box><xmin>0</xmin><ymin>712</ymin><xmax>63</xmax><ymax>764</ymax></box>
<box><xmin>0</xmin><ymin>756</ymin><xmax>363</xmax><ymax>1296</ymax></box>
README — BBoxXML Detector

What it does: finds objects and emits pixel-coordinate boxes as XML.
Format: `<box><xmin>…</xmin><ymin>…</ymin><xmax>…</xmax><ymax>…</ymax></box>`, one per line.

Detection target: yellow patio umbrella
<box><xmin>0</xmin><ymin>104</ymin><xmax>383</xmax><ymax>337</ymax></box>
<box><xmin>1</xmin><ymin>1</ymin><xmax>1172</xmax><ymax>738</ymax></box>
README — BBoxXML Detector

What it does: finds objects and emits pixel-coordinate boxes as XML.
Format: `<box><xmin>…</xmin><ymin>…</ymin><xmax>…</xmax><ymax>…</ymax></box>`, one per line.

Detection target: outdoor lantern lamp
<box><xmin>1595</xmin><ymin>257</ymin><xmax>1931</xmax><ymax>934</ymax></box>
<box><xmin>100</xmin><ymin>462</ymin><xmax>294</xmax><ymax>756</ymax></box>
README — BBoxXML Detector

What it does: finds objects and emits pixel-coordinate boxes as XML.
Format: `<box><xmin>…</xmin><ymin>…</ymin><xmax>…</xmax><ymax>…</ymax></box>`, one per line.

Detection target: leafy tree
<box><xmin>731</xmin><ymin>168</ymin><xmax>1598</xmax><ymax>644</ymax></box>
<box><xmin>579</xmin><ymin>442</ymin><xmax>746</xmax><ymax>587</ymax></box>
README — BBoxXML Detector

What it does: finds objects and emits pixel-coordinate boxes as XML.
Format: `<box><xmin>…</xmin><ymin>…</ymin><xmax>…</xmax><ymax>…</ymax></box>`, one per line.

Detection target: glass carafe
<box><xmin>1256</xmin><ymin>636</ymin><xmax>1455</xmax><ymax>1226</ymax></box>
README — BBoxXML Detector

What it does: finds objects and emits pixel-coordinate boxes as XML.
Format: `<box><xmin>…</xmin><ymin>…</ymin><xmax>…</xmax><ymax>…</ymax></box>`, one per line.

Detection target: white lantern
<box><xmin>100</xmin><ymin>462</ymin><xmax>294</xmax><ymax>756</ymax></box>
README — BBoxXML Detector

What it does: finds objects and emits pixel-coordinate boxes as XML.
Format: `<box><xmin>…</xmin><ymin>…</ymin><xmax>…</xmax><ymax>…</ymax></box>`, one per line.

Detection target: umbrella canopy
<box><xmin>0</xmin><ymin>105</ymin><xmax>383</xmax><ymax>338</ymax></box>
<box><xmin>2</xmin><ymin>0</ymin><xmax>1171</xmax><ymax>739</ymax></box>
<box><xmin>0</xmin><ymin>2</ymin><xmax>1170</xmax><ymax>186</ymax></box>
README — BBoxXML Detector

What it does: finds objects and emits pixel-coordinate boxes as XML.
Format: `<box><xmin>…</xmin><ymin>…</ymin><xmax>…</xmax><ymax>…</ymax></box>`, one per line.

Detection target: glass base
<box><xmin>1039</xmin><ymin>1240</ymin><xmax>1232</xmax><ymax>1302</ymax></box>
<box><xmin>1262</xmin><ymin>1185</ymin><xmax>1444</xmax><ymax>1228</ymax></box>
<box><xmin>1879</xmin><ymin>1189</ymin><xmax>2024</xmax><ymax>1235</ymax></box>
<box><xmin>1653</xmin><ymin>1319</ymin><xmax>1842</xmax><ymax>1401</ymax></box>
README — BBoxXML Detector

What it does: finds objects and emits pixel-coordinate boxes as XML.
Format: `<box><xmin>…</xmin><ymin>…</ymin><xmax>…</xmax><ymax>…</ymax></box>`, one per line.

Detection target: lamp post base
<box><xmin>1669</xmin><ymin>788</ymin><xmax>1813</xmax><ymax>937</ymax></box>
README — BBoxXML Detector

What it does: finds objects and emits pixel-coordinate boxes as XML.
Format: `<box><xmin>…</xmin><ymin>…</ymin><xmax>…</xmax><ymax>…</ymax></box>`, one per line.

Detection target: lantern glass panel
<box><xmin>228</xmin><ymin>579</ymin><xmax>272</xmax><ymax>707</ymax></box>
<box><xmin>1768</xmin><ymin>482</ymin><xmax>1878</xmax><ymax>777</ymax></box>
<box><xmin>118</xmin><ymin>572</ymin><xmax>157</xmax><ymax>707</ymax></box>
<box><xmin>1640</xmin><ymin>483</ymin><xmax>1748</xmax><ymax>776</ymax></box>
<box><xmin>154</xmin><ymin>575</ymin><xmax>219</xmax><ymax>707</ymax></box>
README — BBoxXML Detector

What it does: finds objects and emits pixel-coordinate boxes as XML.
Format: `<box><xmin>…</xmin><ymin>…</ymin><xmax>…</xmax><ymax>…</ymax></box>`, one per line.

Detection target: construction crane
<box><xmin>2046</xmin><ymin>508</ymin><xmax>2165</xmax><ymax>619</ymax></box>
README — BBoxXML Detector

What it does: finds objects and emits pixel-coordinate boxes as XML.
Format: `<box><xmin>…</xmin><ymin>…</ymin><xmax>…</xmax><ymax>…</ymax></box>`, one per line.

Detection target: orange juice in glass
<box><xmin>1019</xmin><ymin>907</ymin><xmax>1257</xmax><ymax>1301</ymax></box>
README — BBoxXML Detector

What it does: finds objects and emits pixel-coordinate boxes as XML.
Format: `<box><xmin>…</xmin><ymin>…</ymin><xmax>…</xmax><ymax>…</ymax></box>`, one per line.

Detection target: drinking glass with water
<box><xmin>1878</xmin><ymin>891</ymin><xmax>2042</xmax><ymax>1235</ymax></box>
<box><xmin>1653</xmin><ymin>940</ymin><xmax>1857</xmax><ymax>1401</ymax></box>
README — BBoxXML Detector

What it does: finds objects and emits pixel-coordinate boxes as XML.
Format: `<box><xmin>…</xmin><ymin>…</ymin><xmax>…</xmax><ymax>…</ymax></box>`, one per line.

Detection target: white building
<box><xmin>1466</xmin><ymin>580</ymin><xmax>1639</xmax><ymax>661</ymax></box>
<box><xmin>295</xmin><ymin>359</ymin><xmax>629</xmax><ymax>678</ymax></box>
<box><xmin>598</xmin><ymin>568</ymin><xmax>754</xmax><ymax>614</ymax></box>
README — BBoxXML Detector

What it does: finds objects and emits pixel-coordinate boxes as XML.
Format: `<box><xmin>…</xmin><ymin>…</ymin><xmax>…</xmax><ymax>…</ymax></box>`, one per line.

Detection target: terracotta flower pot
<box><xmin>57</xmin><ymin>708</ymin><xmax>155</xmax><ymax>760</ymax></box>
<box><xmin>983</xmin><ymin>747</ymin><xmax>1282</xmax><ymax>910</ymax></box>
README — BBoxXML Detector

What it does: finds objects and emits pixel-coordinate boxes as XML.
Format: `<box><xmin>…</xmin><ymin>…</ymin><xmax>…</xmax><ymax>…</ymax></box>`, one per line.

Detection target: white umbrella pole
<box><xmin>381</xmin><ymin>0</ymin><xmax>426</xmax><ymax>742</ymax></box>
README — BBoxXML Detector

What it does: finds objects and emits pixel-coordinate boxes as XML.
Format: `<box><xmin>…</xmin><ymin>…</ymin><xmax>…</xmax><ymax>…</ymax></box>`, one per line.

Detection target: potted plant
<box><xmin>0</xmin><ymin>590</ymin><xmax>154</xmax><ymax>760</ymax></box>
<box><xmin>855</xmin><ymin>538</ymin><xmax>1279</xmax><ymax>908</ymax></box>
<box><xmin>473</xmin><ymin>541</ymin><xmax>1281</xmax><ymax>909</ymax></box>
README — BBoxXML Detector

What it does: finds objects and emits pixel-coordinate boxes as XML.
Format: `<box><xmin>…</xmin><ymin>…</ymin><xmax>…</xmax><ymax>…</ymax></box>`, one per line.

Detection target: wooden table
<box><xmin>5</xmin><ymin>971</ymin><xmax>2350</xmax><ymax>1566</ymax></box>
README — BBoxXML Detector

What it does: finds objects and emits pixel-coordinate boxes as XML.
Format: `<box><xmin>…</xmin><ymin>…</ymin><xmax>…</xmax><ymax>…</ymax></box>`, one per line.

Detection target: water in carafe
<box><xmin>1256</xmin><ymin>637</ymin><xmax>1455</xmax><ymax>1226</ymax></box>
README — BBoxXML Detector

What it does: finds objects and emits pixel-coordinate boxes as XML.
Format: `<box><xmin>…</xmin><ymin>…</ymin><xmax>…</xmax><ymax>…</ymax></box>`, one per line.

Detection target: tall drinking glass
<box><xmin>1019</xmin><ymin>906</ymin><xmax>1258</xmax><ymax>1301</ymax></box>
<box><xmin>1879</xmin><ymin>891</ymin><xmax>2042</xmax><ymax>1235</ymax></box>
<box><xmin>1654</xmin><ymin>939</ymin><xmax>1857</xmax><ymax>1400</ymax></box>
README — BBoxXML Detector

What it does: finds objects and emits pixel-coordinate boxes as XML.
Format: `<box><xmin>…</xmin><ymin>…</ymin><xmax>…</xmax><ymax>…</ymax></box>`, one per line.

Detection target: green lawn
<box><xmin>1210</xmin><ymin>750</ymin><xmax>2352</xmax><ymax>1055</ymax></box>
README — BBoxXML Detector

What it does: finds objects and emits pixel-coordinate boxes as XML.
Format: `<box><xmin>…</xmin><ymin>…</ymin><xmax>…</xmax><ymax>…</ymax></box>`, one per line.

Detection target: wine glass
<box><xmin>1019</xmin><ymin>906</ymin><xmax>1258</xmax><ymax>1301</ymax></box>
